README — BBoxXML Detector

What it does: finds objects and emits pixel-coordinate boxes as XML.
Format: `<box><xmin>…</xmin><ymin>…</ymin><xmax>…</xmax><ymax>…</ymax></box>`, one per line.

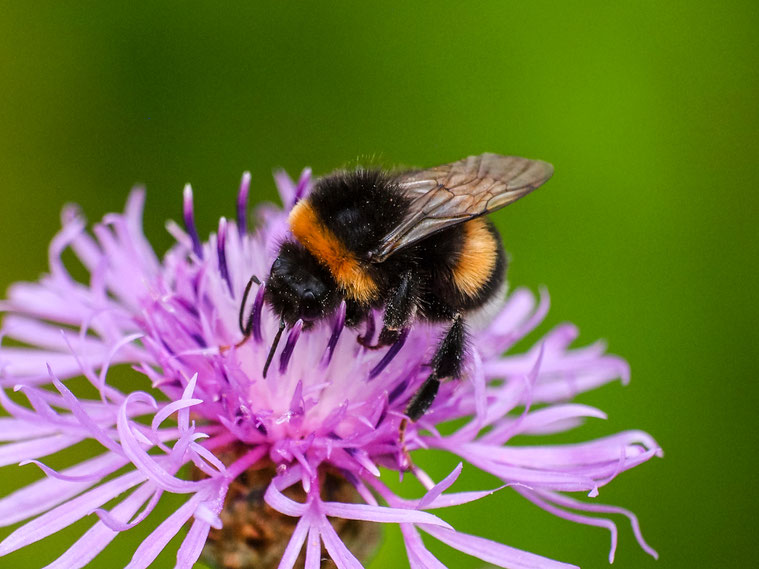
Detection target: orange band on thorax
<box><xmin>289</xmin><ymin>200</ymin><xmax>378</xmax><ymax>303</ymax></box>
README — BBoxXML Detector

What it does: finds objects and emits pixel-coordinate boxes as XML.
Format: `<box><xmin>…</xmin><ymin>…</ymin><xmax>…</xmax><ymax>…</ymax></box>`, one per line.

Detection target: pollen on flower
<box><xmin>0</xmin><ymin>167</ymin><xmax>661</xmax><ymax>569</ymax></box>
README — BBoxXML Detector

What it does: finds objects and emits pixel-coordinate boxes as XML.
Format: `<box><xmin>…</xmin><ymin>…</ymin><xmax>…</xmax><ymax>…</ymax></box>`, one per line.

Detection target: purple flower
<box><xmin>0</xmin><ymin>168</ymin><xmax>661</xmax><ymax>569</ymax></box>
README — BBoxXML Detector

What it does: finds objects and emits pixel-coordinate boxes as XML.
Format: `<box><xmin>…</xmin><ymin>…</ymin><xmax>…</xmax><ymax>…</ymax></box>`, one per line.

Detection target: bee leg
<box><xmin>356</xmin><ymin>311</ymin><xmax>377</xmax><ymax>347</ymax></box>
<box><xmin>345</xmin><ymin>300</ymin><xmax>369</xmax><ymax>328</ymax></box>
<box><xmin>405</xmin><ymin>313</ymin><xmax>465</xmax><ymax>421</ymax></box>
<box><xmin>221</xmin><ymin>274</ymin><xmax>261</xmax><ymax>354</ymax></box>
<box><xmin>360</xmin><ymin>270</ymin><xmax>416</xmax><ymax>349</ymax></box>
<box><xmin>238</xmin><ymin>274</ymin><xmax>261</xmax><ymax>337</ymax></box>
<box><xmin>375</xmin><ymin>327</ymin><xmax>401</xmax><ymax>348</ymax></box>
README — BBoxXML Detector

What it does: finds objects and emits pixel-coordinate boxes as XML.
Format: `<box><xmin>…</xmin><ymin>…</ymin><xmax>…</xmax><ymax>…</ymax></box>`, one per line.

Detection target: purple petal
<box><xmin>22</xmin><ymin>456</ymin><xmax>118</xmax><ymax>483</ymax></box>
<box><xmin>305</xmin><ymin>524</ymin><xmax>322</xmax><ymax>569</ymax></box>
<box><xmin>177</xmin><ymin>372</ymin><xmax>198</xmax><ymax>431</ymax></box>
<box><xmin>49</xmin><ymin>372</ymin><xmax>126</xmax><ymax>455</ymax></box>
<box><xmin>0</xmin><ymin>433</ymin><xmax>84</xmax><ymax>467</ymax></box>
<box><xmin>175</xmin><ymin>517</ymin><xmax>211</xmax><ymax>569</ymax></box>
<box><xmin>2</xmin><ymin>282</ymin><xmax>85</xmax><ymax>324</ymax></box>
<box><xmin>517</xmin><ymin>488</ymin><xmax>623</xmax><ymax>563</ymax></box>
<box><xmin>0</xmin><ymin>452</ymin><xmax>126</xmax><ymax>526</ymax></box>
<box><xmin>0</xmin><ymin>417</ymin><xmax>60</xmax><ymax>441</ymax></box>
<box><xmin>151</xmin><ymin>398</ymin><xmax>203</xmax><ymax>433</ymax></box>
<box><xmin>289</xmin><ymin>380</ymin><xmax>305</xmax><ymax>416</ymax></box>
<box><xmin>41</xmin><ymin>483</ymin><xmax>157</xmax><ymax>569</ymax></box>
<box><xmin>0</xmin><ymin>349</ymin><xmax>100</xmax><ymax>385</ymax></box>
<box><xmin>277</xmin><ymin>513</ymin><xmax>311</xmax><ymax>569</ymax></box>
<box><xmin>93</xmin><ymin>486</ymin><xmax>162</xmax><ymax>531</ymax></box>
<box><xmin>149</xmin><ymin>376</ymin><xmax>198</xmax><ymax>436</ymax></box>
<box><xmin>0</xmin><ymin>470</ymin><xmax>146</xmax><ymax>555</ymax></box>
<box><xmin>464</xmin><ymin>430</ymin><xmax>660</xmax><ymax>467</ymax></box>
<box><xmin>318</xmin><ymin>513</ymin><xmax>364</xmax><ymax>569</ymax></box>
<box><xmin>401</xmin><ymin>524</ymin><xmax>447</xmax><ymax>569</ymax></box>
<box><xmin>2</xmin><ymin>315</ymin><xmax>107</xmax><ymax>354</ymax></box>
<box><xmin>470</xmin><ymin>348</ymin><xmax>487</xmax><ymax>426</ymax></box>
<box><xmin>294</xmin><ymin>168</ymin><xmax>312</xmax><ymax>203</ymax></box>
<box><xmin>531</xmin><ymin>489</ymin><xmax>659</xmax><ymax>560</ymax></box>
<box><xmin>273</xmin><ymin>169</ymin><xmax>297</xmax><ymax>207</ymax></box>
<box><xmin>417</xmin><ymin>463</ymin><xmax>463</xmax><ymax>509</ymax></box>
<box><xmin>320</xmin><ymin>501</ymin><xmax>453</xmax><ymax>528</ymax></box>
<box><xmin>480</xmin><ymin>287</ymin><xmax>549</xmax><ymax>357</ymax></box>
<box><xmin>264</xmin><ymin>480</ymin><xmax>308</xmax><ymax>517</ymax></box>
<box><xmin>217</xmin><ymin>217</ymin><xmax>233</xmax><ymax>296</ymax></box>
<box><xmin>123</xmin><ymin>187</ymin><xmax>161</xmax><ymax>273</ymax></box>
<box><xmin>424</xmin><ymin>487</ymin><xmax>503</xmax><ymax>509</ymax></box>
<box><xmin>432</xmin><ymin>443</ymin><xmax>600</xmax><ymax>492</ymax></box>
<box><xmin>321</xmin><ymin>300</ymin><xmax>347</xmax><ymax>367</ymax></box>
<box><xmin>116</xmin><ymin>394</ymin><xmax>202</xmax><ymax>494</ymax></box>
<box><xmin>344</xmin><ymin>447</ymin><xmax>380</xmax><ymax>477</ymax></box>
<box><xmin>530</xmin><ymin>361</ymin><xmax>629</xmax><ymax>402</ymax></box>
<box><xmin>237</xmin><ymin>171</ymin><xmax>251</xmax><ymax>235</ymax></box>
<box><xmin>182</xmin><ymin>184</ymin><xmax>203</xmax><ymax>259</ymax></box>
<box><xmin>422</xmin><ymin>524</ymin><xmax>579</xmax><ymax>569</ymax></box>
<box><xmin>451</xmin><ymin>369</ymin><xmax>535</xmax><ymax>438</ymax></box>
<box><xmin>279</xmin><ymin>319</ymin><xmax>304</xmax><ymax>374</ymax></box>
<box><xmin>368</xmin><ymin>327</ymin><xmax>409</xmax><ymax>379</ymax></box>
<box><xmin>250</xmin><ymin>283</ymin><xmax>266</xmax><ymax>343</ymax></box>
<box><xmin>189</xmin><ymin>441</ymin><xmax>228</xmax><ymax>477</ymax></box>
<box><xmin>225</xmin><ymin>445</ymin><xmax>269</xmax><ymax>479</ymax></box>
<box><xmin>481</xmin><ymin>404</ymin><xmax>607</xmax><ymax>443</ymax></box>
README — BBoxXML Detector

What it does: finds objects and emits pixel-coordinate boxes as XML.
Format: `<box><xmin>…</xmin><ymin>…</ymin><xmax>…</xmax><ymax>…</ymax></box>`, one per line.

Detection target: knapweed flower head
<box><xmin>0</xmin><ymin>168</ymin><xmax>660</xmax><ymax>569</ymax></box>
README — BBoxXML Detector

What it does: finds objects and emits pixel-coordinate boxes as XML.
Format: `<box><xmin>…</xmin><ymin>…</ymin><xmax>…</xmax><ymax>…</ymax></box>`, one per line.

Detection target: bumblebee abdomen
<box><xmin>451</xmin><ymin>217</ymin><xmax>502</xmax><ymax>299</ymax></box>
<box><xmin>416</xmin><ymin>217</ymin><xmax>506</xmax><ymax>319</ymax></box>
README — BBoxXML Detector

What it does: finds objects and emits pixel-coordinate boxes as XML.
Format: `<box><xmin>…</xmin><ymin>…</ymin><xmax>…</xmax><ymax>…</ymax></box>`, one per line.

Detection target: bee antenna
<box><xmin>238</xmin><ymin>274</ymin><xmax>261</xmax><ymax>335</ymax></box>
<box><xmin>262</xmin><ymin>318</ymin><xmax>286</xmax><ymax>378</ymax></box>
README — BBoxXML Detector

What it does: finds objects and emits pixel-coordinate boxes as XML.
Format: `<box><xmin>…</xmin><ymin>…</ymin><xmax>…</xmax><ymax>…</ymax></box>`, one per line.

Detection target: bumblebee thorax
<box><xmin>288</xmin><ymin>199</ymin><xmax>378</xmax><ymax>304</ymax></box>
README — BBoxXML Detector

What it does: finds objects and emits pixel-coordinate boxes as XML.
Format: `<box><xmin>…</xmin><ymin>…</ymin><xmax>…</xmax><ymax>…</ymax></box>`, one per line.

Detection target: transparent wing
<box><xmin>370</xmin><ymin>153</ymin><xmax>553</xmax><ymax>262</ymax></box>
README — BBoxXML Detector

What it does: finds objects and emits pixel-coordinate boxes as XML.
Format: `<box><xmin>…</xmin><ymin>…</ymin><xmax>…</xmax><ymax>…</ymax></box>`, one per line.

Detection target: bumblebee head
<box><xmin>264</xmin><ymin>241</ymin><xmax>339</xmax><ymax>327</ymax></box>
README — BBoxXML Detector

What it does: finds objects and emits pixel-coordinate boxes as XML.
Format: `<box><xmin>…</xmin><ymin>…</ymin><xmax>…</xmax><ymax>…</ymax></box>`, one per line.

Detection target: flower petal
<box><xmin>305</xmin><ymin>523</ymin><xmax>322</xmax><ymax>569</ymax></box>
<box><xmin>0</xmin><ymin>417</ymin><xmax>60</xmax><ymax>441</ymax></box>
<box><xmin>125</xmin><ymin>492</ymin><xmax>207</xmax><ymax>569</ymax></box>
<box><xmin>0</xmin><ymin>470</ymin><xmax>145</xmax><ymax>555</ymax></box>
<box><xmin>422</xmin><ymin>524</ymin><xmax>579</xmax><ymax>569</ymax></box>
<box><xmin>0</xmin><ymin>433</ymin><xmax>84</xmax><ymax>467</ymax></box>
<box><xmin>277</xmin><ymin>513</ymin><xmax>312</xmax><ymax>569</ymax></box>
<box><xmin>174</xmin><ymin>517</ymin><xmax>210</xmax><ymax>569</ymax></box>
<box><xmin>0</xmin><ymin>452</ymin><xmax>126</xmax><ymax>526</ymax></box>
<box><xmin>417</xmin><ymin>462</ymin><xmax>463</xmax><ymax>509</ymax></box>
<box><xmin>264</xmin><ymin>480</ymin><xmax>308</xmax><ymax>517</ymax></box>
<box><xmin>116</xmin><ymin>393</ymin><xmax>202</xmax><ymax>494</ymax></box>
<box><xmin>318</xmin><ymin>513</ymin><xmax>364</xmax><ymax>569</ymax></box>
<box><xmin>41</xmin><ymin>482</ymin><xmax>156</xmax><ymax>569</ymax></box>
<box><xmin>320</xmin><ymin>501</ymin><xmax>453</xmax><ymax>529</ymax></box>
<box><xmin>401</xmin><ymin>524</ymin><xmax>447</xmax><ymax>569</ymax></box>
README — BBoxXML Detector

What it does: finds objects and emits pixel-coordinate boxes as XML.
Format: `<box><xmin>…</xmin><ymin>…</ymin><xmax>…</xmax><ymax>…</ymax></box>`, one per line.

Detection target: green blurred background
<box><xmin>1</xmin><ymin>2</ymin><xmax>757</xmax><ymax>568</ymax></box>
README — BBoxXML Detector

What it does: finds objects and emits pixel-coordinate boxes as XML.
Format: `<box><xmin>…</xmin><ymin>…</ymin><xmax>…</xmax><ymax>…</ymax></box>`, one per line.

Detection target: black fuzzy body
<box><xmin>303</xmin><ymin>169</ymin><xmax>506</xmax><ymax>324</ymax></box>
<box><xmin>260</xmin><ymin>168</ymin><xmax>509</xmax><ymax>421</ymax></box>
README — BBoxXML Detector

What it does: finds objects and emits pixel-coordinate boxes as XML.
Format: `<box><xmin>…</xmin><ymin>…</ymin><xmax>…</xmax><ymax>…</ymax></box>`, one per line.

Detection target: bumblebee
<box><xmin>246</xmin><ymin>153</ymin><xmax>553</xmax><ymax>422</ymax></box>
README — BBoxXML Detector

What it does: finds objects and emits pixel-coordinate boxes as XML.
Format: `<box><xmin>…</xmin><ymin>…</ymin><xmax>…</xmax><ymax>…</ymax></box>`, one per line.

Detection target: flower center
<box><xmin>193</xmin><ymin>451</ymin><xmax>379</xmax><ymax>569</ymax></box>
